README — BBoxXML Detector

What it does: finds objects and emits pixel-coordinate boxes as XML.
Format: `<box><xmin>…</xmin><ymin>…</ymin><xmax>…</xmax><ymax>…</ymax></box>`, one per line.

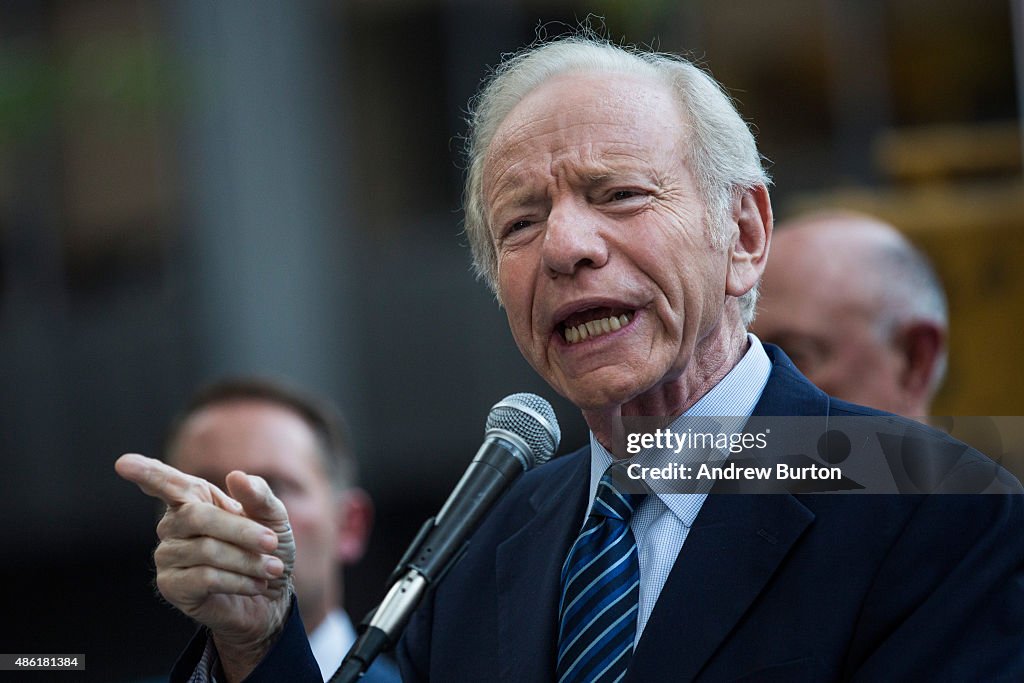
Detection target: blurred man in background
<box><xmin>163</xmin><ymin>377</ymin><xmax>400</xmax><ymax>682</ymax></box>
<box><xmin>752</xmin><ymin>211</ymin><xmax>948</xmax><ymax>417</ymax></box>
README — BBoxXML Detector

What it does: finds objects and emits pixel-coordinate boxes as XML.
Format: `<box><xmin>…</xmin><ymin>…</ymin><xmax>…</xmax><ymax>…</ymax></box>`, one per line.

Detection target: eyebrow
<box><xmin>487</xmin><ymin>157</ymin><xmax>659</xmax><ymax>221</ymax></box>
<box><xmin>494</xmin><ymin>167</ymin><xmax>639</xmax><ymax>201</ymax></box>
<box><xmin>493</xmin><ymin>184</ymin><xmax>545</xmax><ymax>210</ymax></box>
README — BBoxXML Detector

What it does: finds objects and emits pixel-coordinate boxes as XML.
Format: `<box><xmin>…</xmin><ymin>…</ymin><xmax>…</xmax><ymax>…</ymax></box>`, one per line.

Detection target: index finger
<box><xmin>116</xmin><ymin>453</ymin><xmax>243</xmax><ymax>513</ymax></box>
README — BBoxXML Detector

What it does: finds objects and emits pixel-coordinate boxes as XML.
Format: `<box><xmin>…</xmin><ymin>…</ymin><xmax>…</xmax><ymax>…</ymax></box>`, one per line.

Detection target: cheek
<box><xmin>498</xmin><ymin>264</ymin><xmax>537</xmax><ymax>337</ymax></box>
<box><xmin>820</xmin><ymin>341</ymin><xmax>888</xmax><ymax>396</ymax></box>
<box><xmin>641</xmin><ymin>224</ymin><xmax>721</xmax><ymax>304</ymax></box>
<box><xmin>648</xmin><ymin>263</ymin><xmax>707</xmax><ymax>339</ymax></box>
<box><xmin>850</xmin><ymin>344</ymin><xmax>901</xmax><ymax>387</ymax></box>
<box><xmin>281</xmin><ymin>497</ymin><xmax>335</xmax><ymax>547</ymax></box>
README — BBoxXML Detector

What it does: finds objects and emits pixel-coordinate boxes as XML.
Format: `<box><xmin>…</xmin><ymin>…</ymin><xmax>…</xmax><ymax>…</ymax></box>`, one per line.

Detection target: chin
<box><xmin>558</xmin><ymin>375</ymin><xmax>649</xmax><ymax>413</ymax></box>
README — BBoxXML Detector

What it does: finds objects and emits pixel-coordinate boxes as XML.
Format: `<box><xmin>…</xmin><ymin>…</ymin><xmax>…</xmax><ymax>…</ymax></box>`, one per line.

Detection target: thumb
<box><xmin>226</xmin><ymin>471</ymin><xmax>295</xmax><ymax>595</ymax></box>
<box><xmin>224</xmin><ymin>471</ymin><xmax>288</xmax><ymax>527</ymax></box>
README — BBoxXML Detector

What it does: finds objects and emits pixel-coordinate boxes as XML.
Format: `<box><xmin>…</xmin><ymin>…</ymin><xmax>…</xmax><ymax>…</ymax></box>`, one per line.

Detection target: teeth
<box><xmin>563</xmin><ymin>312</ymin><xmax>632</xmax><ymax>344</ymax></box>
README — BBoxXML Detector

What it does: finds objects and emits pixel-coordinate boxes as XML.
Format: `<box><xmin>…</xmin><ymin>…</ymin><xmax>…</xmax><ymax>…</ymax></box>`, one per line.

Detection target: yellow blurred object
<box><xmin>874</xmin><ymin>121</ymin><xmax>1022</xmax><ymax>181</ymax></box>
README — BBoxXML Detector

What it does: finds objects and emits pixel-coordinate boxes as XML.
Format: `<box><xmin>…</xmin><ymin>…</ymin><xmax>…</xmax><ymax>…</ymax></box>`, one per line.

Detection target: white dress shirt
<box><xmin>586</xmin><ymin>334</ymin><xmax>773</xmax><ymax>642</ymax></box>
<box><xmin>307</xmin><ymin>608</ymin><xmax>357</xmax><ymax>681</ymax></box>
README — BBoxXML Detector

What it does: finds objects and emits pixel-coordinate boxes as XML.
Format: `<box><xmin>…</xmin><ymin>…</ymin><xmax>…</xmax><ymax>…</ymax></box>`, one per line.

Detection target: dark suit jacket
<box><xmin>169</xmin><ymin>602</ymin><xmax>401</xmax><ymax>683</ymax></box>
<box><xmin>175</xmin><ymin>345</ymin><xmax>1024</xmax><ymax>681</ymax></box>
<box><xmin>396</xmin><ymin>345</ymin><xmax>1024</xmax><ymax>681</ymax></box>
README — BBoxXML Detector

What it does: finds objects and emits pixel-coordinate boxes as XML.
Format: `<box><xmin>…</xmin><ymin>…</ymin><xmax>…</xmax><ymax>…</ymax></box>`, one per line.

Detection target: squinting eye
<box><xmin>508</xmin><ymin>219</ymin><xmax>532</xmax><ymax>233</ymax></box>
<box><xmin>611</xmin><ymin>190</ymin><xmax>639</xmax><ymax>201</ymax></box>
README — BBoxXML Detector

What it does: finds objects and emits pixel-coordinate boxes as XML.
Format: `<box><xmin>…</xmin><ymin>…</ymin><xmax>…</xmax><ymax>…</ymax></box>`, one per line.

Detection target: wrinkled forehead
<box><xmin>488</xmin><ymin>70</ymin><xmax>680</xmax><ymax>150</ymax></box>
<box><xmin>482</xmin><ymin>72</ymin><xmax>687</xmax><ymax>198</ymax></box>
<box><xmin>171</xmin><ymin>400</ymin><xmax>326</xmax><ymax>471</ymax></box>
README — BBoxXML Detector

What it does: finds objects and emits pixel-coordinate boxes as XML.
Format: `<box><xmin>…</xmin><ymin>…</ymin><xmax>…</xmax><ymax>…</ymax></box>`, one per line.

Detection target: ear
<box><xmin>895</xmin><ymin>320</ymin><xmax>946</xmax><ymax>412</ymax></box>
<box><xmin>725</xmin><ymin>184</ymin><xmax>773</xmax><ymax>298</ymax></box>
<box><xmin>334</xmin><ymin>487</ymin><xmax>373</xmax><ymax>565</ymax></box>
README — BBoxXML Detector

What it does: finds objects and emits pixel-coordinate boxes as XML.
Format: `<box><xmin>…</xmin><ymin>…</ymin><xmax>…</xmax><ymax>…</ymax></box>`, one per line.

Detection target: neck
<box><xmin>299</xmin><ymin>580</ymin><xmax>341</xmax><ymax>636</ymax></box>
<box><xmin>300</xmin><ymin>603</ymin><xmax>329</xmax><ymax>636</ymax></box>
<box><xmin>583</xmin><ymin>322</ymin><xmax>750</xmax><ymax>452</ymax></box>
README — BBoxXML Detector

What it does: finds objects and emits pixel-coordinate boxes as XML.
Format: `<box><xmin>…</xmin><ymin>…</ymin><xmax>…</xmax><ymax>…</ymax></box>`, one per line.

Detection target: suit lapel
<box><xmin>490</xmin><ymin>346</ymin><xmax>828</xmax><ymax>681</ymax></box>
<box><xmin>753</xmin><ymin>344</ymin><xmax>830</xmax><ymax>418</ymax></box>
<box><xmin>496</xmin><ymin>450</ymin><xmax>590</xmax><ymax>683</ymax></box>
<box><xmin>628</xmin><ymin>345</ymin><xmax>827</xmax><ymax>681</ymax></box>
<box><xmin>627</xmin><ymin>493</ymin><xmax>814</xmax><ymax>681</ymax></box>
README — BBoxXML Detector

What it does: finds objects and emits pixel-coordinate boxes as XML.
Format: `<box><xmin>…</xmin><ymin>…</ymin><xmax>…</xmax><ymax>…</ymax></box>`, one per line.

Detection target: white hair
<box><xmin>463</xmin><ymin>34</ymin><xmax>771</xmax><ymax>324</ymax></box>
<box><xmin>873</xmin><ymin>237</ymin><xmax>950</xmax><ymax>393</ymax></box>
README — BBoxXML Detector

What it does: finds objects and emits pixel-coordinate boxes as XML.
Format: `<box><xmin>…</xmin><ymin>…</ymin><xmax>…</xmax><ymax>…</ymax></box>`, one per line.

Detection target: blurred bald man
<box><xmin>752</xmin><ymin>211</ymin><xmax>948</xmax><ymax>417</ymax></box>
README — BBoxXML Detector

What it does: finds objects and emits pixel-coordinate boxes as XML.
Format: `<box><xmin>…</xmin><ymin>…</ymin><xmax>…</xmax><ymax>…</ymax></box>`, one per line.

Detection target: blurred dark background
<box><xmin>0</xmin><ymin>1</ymin><xmax>1020</xmax><ymax>679</ymax></box>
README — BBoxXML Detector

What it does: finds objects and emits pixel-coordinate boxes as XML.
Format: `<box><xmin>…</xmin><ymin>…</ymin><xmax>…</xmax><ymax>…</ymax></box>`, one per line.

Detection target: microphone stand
<box><xmin>328</xmin><ymin>516</ymin><xmax>467</xmax><ymax>683</ymax></box>
<box><xmin>327</xmin><ymin>410</ymin><xmax>556</xmax><ymax>682</ymax></box>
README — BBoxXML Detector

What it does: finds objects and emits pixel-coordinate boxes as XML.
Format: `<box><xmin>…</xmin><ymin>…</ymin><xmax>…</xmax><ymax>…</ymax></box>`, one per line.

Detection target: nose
<box><xmin>541</xmin><ymin>198</ymin><xmax>609</xmax><ymax>277</ymax></box>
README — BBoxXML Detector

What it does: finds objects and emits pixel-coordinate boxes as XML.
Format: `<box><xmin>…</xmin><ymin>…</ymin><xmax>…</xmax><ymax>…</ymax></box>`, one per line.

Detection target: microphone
<box><xmin>329</xmin><ymin>393</ymin><xmax>560</xmax><ymax>683</ymax></box>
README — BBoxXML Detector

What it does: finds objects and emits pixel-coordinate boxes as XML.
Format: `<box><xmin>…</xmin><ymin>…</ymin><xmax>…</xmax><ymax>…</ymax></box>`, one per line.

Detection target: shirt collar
<box><xmin>587</xmin><ymin>333</ymin><xmax>772</xmax><ymax>526</ymax></box>
<box><xmin>308</xmin><ymin>608</ymin><xmax>356</xmax><ymax>679</ymax></box>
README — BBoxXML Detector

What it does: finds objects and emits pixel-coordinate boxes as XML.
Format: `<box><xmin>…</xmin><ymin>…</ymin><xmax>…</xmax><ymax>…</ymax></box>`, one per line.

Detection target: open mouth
<box><xmin>559</xmin><ymin>307</ymin><xmax>634</xmax><ymax>345</ymax></box>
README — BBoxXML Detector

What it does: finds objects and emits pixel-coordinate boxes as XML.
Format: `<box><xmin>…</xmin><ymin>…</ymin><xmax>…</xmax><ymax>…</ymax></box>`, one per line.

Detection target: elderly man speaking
<box><xmin>117</xmin><ymin>35</ymin><xmax>1024</xmax><ymax>682</ymax></box>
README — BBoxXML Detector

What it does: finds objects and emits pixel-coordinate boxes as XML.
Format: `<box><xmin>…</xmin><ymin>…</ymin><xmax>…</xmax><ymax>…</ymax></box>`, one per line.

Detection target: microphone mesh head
<box><xmin>486</xmin><ymin>393</ymin><xmax>560</xmax><ymax>467</ymax></box>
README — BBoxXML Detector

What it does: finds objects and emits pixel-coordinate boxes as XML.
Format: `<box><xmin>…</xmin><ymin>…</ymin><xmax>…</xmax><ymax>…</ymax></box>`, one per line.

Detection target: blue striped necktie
<box><xmin>557</xmin><ymin>467</ymin><xmax>646</xmax><ymax>683</ymax></box>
